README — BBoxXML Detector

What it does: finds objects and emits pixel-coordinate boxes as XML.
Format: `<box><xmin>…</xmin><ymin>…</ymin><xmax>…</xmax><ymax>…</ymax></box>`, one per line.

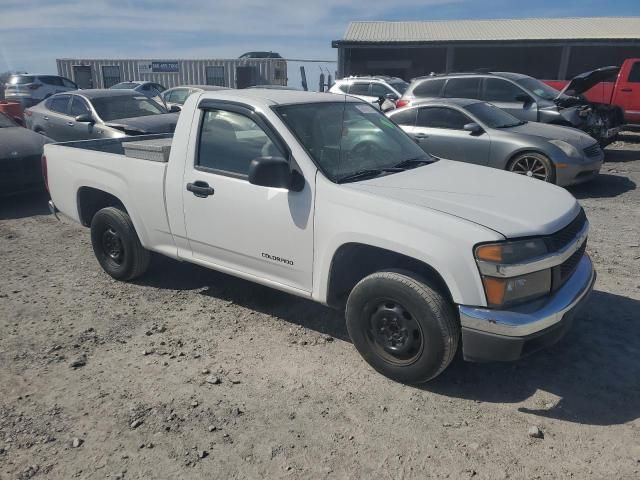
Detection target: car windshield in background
<box><xmin>111</xmin><ymin>82</ymin><xmax>139</xmax><ymax>90</ymax></box>
<box><xmin>390</xmin><ymin>81</ymin><xmax>409</xmax><ymax>95</ymax></box>
<box><xmin>466</xmin><ymin>102</ymin><xmax>525</xmax><ymax>128</ymax></box>
<box><xmin>91</xmin><ymin>95</ymin><xmax>166</xmax><ymax>121</ymax></box>
<box><xmin>0</xmin><ymin>112</ymin><xmax>18</xmax><ymax>127</ymax></box>
<box><xmin>9</xmin><ymin>75</ymin><xmax>35</xmax><ymax>85</ymax></box>
<box><xmin>275</xmin><ymin>101</ymin><xmax>430</xmax><ymax>182</ymax></box>
<box><xmin>515</xmin><ymin>77</ymin><xmax>563</xmax><ymax>101</ymax></box>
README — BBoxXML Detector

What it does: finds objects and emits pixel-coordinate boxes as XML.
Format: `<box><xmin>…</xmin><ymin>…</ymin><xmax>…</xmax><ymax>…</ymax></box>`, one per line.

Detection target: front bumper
<box><xmin>458</xmin><ymin>254</ymin><xmax>596</xmax><ymax>362</ymax></box>
<box><xmin>556</xmin><ymin>155</ymin><xmax>604</xmax><ymax>187</ymax></box>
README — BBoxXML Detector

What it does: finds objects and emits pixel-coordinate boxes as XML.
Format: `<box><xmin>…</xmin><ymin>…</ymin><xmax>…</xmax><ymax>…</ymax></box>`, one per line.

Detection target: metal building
<box><xmin>56</xmin><ymin>58</ymin><xmax>287</xmax><ymax>89</ymax></box>
<box><xmin>332</xmin><ymin>17</ymin><xmax>640</xmax><ymax>81</ymax></box>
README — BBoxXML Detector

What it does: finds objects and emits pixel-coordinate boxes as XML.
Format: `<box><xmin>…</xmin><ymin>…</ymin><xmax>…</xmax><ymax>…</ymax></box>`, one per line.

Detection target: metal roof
<box><xmin>340</xmin><ymin>17</ymin><xmax>640</xmax><ymax>44</ymax></box>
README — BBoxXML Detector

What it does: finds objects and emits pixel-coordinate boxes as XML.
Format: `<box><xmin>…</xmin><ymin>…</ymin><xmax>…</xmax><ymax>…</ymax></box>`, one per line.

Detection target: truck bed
<box><xmin>56</xmin><ymin>133</ymin><xmax>173</xmax><ymax>159</ymax></box>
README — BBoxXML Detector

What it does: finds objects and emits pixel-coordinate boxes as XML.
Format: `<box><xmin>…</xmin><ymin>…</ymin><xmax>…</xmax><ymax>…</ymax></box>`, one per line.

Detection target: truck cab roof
<box><xmin>197</xmin><ymin>89</ymin><xmax>360</xmax><ymax>107</ymax></box>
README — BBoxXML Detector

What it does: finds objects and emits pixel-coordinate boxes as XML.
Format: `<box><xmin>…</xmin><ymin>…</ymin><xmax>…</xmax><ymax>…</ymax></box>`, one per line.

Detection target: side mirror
<box><xmin>75</xmin><ymin>113</ymin><xmax>94</xmax><ymax>123</ymax></box>
<box><xmin>463</xmin><ymin>122</ymin><xmax>483</xmax><ymax>134</ymax></box>
<box><xmin>169</xmin><ymin>104</ymin><xmax>181</xmax><ymax>113</ymax></box>
<box><xmin>515</xmin><ymin>93</ymin><xmax>532</xmax><ymax>104</ymax></box>
<box><xmin>249</xmin><ymin>156</ymin><xmax>303</xmax><ymax>191</ymax></box>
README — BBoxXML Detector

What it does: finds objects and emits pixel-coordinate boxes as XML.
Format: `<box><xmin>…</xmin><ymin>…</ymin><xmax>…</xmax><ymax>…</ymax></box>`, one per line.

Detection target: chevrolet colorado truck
<box><xmin>44</xmin><ymin>90</ymin><xmax>596</xmax><ymax>383</ymax></box>
<box><xmin>545</xmin><ymin>60</ymin><xmax>640</xmax><ymax>125</ymax></box>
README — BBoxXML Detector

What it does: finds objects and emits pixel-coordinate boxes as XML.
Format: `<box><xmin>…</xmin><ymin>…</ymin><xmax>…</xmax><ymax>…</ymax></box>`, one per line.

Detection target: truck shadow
<box><xmin>424</xmin><ymin>290</ymin><xmax>640</xmax><ymax>426</ymax></box>
<box><xmin>141</xmin><ymin>255</ymin><xmax>349</xmax><ymax>341</ymax></box>
<box><xmin>568</xmin><ymin>173</ymin><xmax>635</xmax><ymax>199</ymax></box>
<box><xmin>0</xmin><ymin>191</ymin><xmax>50</xmax><ymax>220</ymax></box>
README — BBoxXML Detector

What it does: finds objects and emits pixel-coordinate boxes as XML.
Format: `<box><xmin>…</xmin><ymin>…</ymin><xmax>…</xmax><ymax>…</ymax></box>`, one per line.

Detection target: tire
<box><xmin>345</xmin><ymin>271</ymin><xmax>460</xmax><ymax>384</ymax></box>
<box><xmin>90</xmin><ymin>207</ymin><xmax>150</xmax><ymax>281</ymax></box>
<box><xmin>507</xmin><ymin>152</ymin><xmax>556</xmax><ymax>184</ymax></box>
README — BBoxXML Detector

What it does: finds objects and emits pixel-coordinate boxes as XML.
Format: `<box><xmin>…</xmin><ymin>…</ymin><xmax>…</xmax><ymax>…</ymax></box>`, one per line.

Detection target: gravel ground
<box><xmin>1</xmin><ymin>134</ymin><xmax>639</xmax><ymax>480</ymax></box>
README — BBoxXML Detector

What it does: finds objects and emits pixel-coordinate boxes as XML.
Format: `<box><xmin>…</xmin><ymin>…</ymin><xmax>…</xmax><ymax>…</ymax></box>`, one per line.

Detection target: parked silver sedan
<box><xmin>160</xmin><ymin>85</ymin><xmax>230</xmax><ymax>110</ymax></box>
<box><xmin>387</xmin><ymin>98</ymin><xmax>604</xmax><ymax>186</ymax></box>
<box><xmin>24</xmin><ymin>90</ymin><xmax>179</xmax><ymax>142</ymax></box>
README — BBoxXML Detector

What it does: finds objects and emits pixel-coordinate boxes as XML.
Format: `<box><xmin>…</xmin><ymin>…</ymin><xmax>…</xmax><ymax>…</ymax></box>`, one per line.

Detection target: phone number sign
<box><xmin>138</xmin><ymin>61</ymin><xmax>180</xmax><ymax>74</ymax></box>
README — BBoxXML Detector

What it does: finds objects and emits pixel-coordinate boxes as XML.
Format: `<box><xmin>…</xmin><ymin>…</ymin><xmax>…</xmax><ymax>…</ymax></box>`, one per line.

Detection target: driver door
<box><xmin>483</xmin><ymin>78</ymin><xmax>538</xmax><ymax>122</ymax></box>
<box><xmin>182</xmin><ymin>105</ymin><xmax>314</xmax><ymax>293</ymax></box>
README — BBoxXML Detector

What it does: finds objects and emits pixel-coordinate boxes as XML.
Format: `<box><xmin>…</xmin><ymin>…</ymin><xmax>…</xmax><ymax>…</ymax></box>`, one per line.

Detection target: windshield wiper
<box><xmin>337</xmin><ymin>168</ymin><xmax>402</xmax><ymax>184</ymax></box>
<box><xmin>392</xmin><ymin>157</ymin><xmax>435</xmax><ymax>169</ymax></box>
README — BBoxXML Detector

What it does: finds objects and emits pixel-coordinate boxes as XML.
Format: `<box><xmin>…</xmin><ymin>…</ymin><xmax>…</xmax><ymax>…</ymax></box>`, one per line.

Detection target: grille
<box><xmin>0</xmin><ymin>154</ymin><xmax>44</xmax><ymax>194</ymax></box>
<box><xmin>560</xmin><ymin>241</ymin><xmax>587</xmax><ymax>281</ymax></box>
<box><xmin>583</xmin><ymin>143</ymin><xmax>601</xmax><ymax>158</ymax></box>
<box><xmin>546</xmin><ymin>208</ymin><xmax>587</xmax><ymax>252</ymax></box>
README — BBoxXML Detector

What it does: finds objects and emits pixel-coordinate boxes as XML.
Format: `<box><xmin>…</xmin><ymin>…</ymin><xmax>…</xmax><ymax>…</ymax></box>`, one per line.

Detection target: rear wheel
<box><xmin>345</xmin><ymin>271</ymin><xmax>459</xmax><ymax>384</ymax></box>
<box><xmin>507</xmin><ymin>152</ymin><xmax>555</xmax><ymax>183</ymax></box>
<box><xmin>90</xmin><ymin>207</ymin><xmax>150</xmax><ymax>281</ymax></box>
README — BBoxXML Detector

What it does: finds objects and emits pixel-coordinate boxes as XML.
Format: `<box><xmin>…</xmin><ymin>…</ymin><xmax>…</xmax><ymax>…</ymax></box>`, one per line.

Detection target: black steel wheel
<box><xmin>508</xmin><ymin>152</ymin><xmax>555</xmax><ymax>183</ymax></box>
<box><xmin>346</xmin><ymin>271</ymin><xmax>459</xmax><ymax>384</ymax></box>
<box><xmin>90</xmin><ymin>207</ymin><xmax>150</xmax><ymax>281</ymax></box>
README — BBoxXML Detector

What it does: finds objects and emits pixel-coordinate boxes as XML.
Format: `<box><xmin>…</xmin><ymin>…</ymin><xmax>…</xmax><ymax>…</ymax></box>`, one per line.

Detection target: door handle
<box><xmin>67</xmin><ymin>121</ymin><xmax>74</xmax><ymax>126</ymax></box>
<box><xmin>621</xmin><ymin>88</ymin><xmax>632</xmax><ymax>92</ymax></box>
<box><xmin>187</xmin><ymin>181</ymin><xmax>215</xmax><ymax>198</ymax></box>
<box><xmin>414</xmin><ymin>133</ymin><xmax>429</xmax><ymax>139</ymax></box>
<box><xmin>43</xmin><ymin>116</ymin><xmax>49</xmax><ymax>121</ymax></box>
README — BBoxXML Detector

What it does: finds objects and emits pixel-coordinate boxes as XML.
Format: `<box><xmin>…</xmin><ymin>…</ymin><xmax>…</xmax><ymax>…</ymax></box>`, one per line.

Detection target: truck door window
<box><xmin>417</xmin><ymin>107</ymin><xmax>470</xmax><ymax>130</ymax></box>
<box><xmin>197</xmin><ymin>109</ymin><xmax>282</xmax><ymax>177</ymax></box>
<box><xmin>628</xmin><ymin>62</ymin><xmax>640</xmax><ymax>83</ymax></box>
<box><xmin>483</xmin><ymin>78</ymin><xmax>526</xmax><ymax>102</ymax></box>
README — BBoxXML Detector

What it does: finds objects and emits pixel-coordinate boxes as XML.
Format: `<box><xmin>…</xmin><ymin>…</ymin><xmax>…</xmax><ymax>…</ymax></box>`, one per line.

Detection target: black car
<box><xmin>399</xmin><ymin>71</ymin><xmax>624</xmax><ymax>145</ymax></box>
<box><xmin>239</xmin><ymin>51</ymin><xmax>283</xmax><ymax>59</ymax></box>
<box><xmin>0</xmin><ymin>112</ymin><xmax>51</xmax><ymax>196</ymax></box>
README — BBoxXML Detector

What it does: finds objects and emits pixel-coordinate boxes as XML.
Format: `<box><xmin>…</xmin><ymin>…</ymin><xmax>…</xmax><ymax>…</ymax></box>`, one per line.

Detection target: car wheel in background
<box><xmin>90</xmin><ymin>207</ymin><xmax>150</xmax><ymax>281</ymax></box>
<box><xmin>507</xmin><ymin>152</ymin><xmax>556</xmax><ymax>184</ymax></box>
<box><xmin>345</xmin><ymin>270</ymin><xmax>460</xmax><ymax>384</ymax></box>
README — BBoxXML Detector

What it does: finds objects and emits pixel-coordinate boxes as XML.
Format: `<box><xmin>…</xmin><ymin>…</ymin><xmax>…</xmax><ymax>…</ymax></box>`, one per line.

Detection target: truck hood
<box><xmin>348</xmin><ymin>160</ymin><xmax>580</xmax><ymax>238</ymax></box>
<box><xmin>505</xmin><ymin>121</ymin><xmax>596</xmax><ymax>148</ymax></box>
<box><xmin>104</xmin><ymin>113</ymin><xmax>179</xmax><ymax>135</ymax></box>
<box><xmin>0</xmin><ymin>126</ymin><xmax>50</xmax><ymax>159</ymax></box>
<box><xmin>556</xmin><ymin>66</ymin><xmax>620</xmax><ymax>98</ymax></box>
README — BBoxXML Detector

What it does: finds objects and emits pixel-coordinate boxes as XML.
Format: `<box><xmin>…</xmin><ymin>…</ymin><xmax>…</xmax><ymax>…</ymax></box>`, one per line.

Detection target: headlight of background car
<box><xmin>475</xmin><ymin>239</ymin><xmax>551</xmax><ymax>308</ymax></box>
<box><xmin>549</xmin><ymin>139</ymin><xmax>581</xmax><ymax>158</ymax></box>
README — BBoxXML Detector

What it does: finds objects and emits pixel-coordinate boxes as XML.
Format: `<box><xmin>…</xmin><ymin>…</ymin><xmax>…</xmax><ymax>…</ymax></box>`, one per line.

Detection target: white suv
<box><xmin>329</xmin><ymin>76</ymin><xmax>409</xmax><ymax>108</ymax></box>
<box><xmin>4</xmin><ymin>74</ymin><xmax>78</xmax><ymax>108</ymax></box>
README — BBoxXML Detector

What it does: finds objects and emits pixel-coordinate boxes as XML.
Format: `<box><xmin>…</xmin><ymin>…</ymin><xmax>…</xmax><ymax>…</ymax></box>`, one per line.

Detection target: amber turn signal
<box><xmin>475</xmin><ymin>244</ymin><xmax>503</xmax><ymax>262</ymax></box>
<box><xmin>482</xmin><ymin>277</ymin><xmax>506</xmax><ymax>307</ymax></box>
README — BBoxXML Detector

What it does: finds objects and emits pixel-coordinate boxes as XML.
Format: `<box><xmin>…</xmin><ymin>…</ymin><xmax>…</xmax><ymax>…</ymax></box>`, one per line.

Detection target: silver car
<box><xmin>25</xmin><ymin>89</ymin><xmax>179</xmax><ymax>142</ymax></box>
<box><xmin>161</xmin><ymin>85</ymin><xmax>230</xmax><ymax>110</ymax></box>
<box><xmin>4</xmin><ymin>74</ymin><xmax>78</xmax><ymax>108</ymax></box>
<box><xmin>387</xmin><ymin>98</ymin><xmax>603</xmax><ymax>186</ymax></box>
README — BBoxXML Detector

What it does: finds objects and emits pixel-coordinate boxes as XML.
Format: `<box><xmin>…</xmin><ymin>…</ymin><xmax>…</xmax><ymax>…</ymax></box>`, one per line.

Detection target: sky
<box><xmin>1</xmin><ymin>0</ymin><xmax>640</xmax><ymax>90</ymax></box>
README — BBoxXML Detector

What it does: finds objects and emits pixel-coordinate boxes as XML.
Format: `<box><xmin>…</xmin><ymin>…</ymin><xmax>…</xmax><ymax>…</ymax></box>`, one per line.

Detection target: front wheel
<box><xmin>507</xmin><ymin>152</ymin><xmax>555</xmax><ymax>183</ymax></box>
<box><xmin>90</xmin><ymin>207</ymin><xmax>150</xmax><ymax>281</ymax></box>
<box><xmin>345</xmin><ymin>271</ymin><xmax>460</xmax><ymax>384</ymax></box>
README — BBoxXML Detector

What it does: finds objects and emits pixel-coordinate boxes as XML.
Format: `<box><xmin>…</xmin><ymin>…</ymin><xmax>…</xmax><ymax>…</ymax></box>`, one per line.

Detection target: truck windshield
<box><xmin>275</xmin><ymin>101</ymin><xmax>431</xmax><ymax>182</ymax></box>
<box><xmin>515</xmin><ymin>77</ymin><xmax>563</xmax><ymax>101</ymax></box>
<box><xmin>466</xmin><ymin>102</ymin><xmax>525</xmax><ymax>128</ymax></box>
<box><xmin>91</xmin><ymin>95</ymin><xmax>166</xmax><ymax>121</ymax></box>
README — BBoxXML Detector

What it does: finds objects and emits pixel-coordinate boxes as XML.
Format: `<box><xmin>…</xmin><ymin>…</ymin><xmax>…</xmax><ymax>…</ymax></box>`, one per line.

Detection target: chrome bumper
<box><xmin>459</xmin><ymin>254</ymin><xmax>596</xmax><ymax>338</ymax></box>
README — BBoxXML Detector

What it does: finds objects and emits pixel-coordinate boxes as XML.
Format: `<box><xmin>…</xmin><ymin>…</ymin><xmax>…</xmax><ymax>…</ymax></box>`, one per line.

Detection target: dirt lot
<box><xmin>1</xmin><ymin>134</ymin><xmax>639</xmax><ymax>480</ymax></box>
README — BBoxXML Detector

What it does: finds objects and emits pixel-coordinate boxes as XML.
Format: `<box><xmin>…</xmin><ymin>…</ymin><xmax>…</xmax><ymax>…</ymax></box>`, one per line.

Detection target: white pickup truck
<box><xmin>44</xmin><ymin>89</ymin><xmax>595</xmax><ymax>383</ymax></box>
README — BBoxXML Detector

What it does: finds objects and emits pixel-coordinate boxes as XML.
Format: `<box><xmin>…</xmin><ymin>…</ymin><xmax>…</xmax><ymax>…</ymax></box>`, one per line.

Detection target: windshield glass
<box><xmin>466</xmin><ymin>102</ymin><xmax>524</xmax><ymax>128</ymax></box>
<box><xmin>111</xmin><ymin>82</ymin><xmax>138</xmax><ymax>90</ymax></box>
<box><xmin>515</xmin><ymin>77</ymin><xmax>563</xmax><ymax>101</ymax></box>
<box><xmin>0</xmin><ymin>112</ymin><xmax>18</xmax><ymax>127</ymax></box>
<box><xmin>92</xmin><ymin>95</ymin><xmax>166</xmax><ymax>121</ymax></box>
<box><xmin>275</xmin><ymin>101</ymin><xmax>431</xmax><ymax>182</ymax></box>
<box><xmin>390</xmin><ymin>81</ymin><xmax>409</xmax><ymax>95</ymax></box>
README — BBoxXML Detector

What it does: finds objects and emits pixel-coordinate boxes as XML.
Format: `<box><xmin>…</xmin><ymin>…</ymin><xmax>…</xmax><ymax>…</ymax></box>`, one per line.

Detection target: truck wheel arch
<box><xmin>77</xmin><ymin>187</ymin><xmax>128</xmax><ymax>227</ymax></box>
<box><xmin>325</xmin><ymin>243</ymin><xmax>454</xmax><ymax>310</ymax></box>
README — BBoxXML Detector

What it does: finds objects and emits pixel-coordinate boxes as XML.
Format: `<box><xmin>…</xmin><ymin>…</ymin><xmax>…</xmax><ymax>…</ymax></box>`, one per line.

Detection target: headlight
<box><xmin>549</xmin><ymin>139</ymin><xmax>581</xmax><ymax>158</ymax></box>
<box><xmin>475</xmin><ymin>239</ymin><xmax>551</xmax><ymax>308</ymax></box>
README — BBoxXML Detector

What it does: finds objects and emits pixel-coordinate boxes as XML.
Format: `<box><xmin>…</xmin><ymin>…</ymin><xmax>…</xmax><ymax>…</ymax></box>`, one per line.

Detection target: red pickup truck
<box><xmin>545</xmin><ymin>59</ymin><xmax>640</xmax><ymax>125</ymax></box>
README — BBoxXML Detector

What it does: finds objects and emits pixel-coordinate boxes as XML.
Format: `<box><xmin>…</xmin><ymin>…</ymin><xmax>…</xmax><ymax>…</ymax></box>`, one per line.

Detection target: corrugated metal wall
<box><xmin>56</xmin><ymin>58</ymin><xmax>287</xmax><ymax>89</ymax></box>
